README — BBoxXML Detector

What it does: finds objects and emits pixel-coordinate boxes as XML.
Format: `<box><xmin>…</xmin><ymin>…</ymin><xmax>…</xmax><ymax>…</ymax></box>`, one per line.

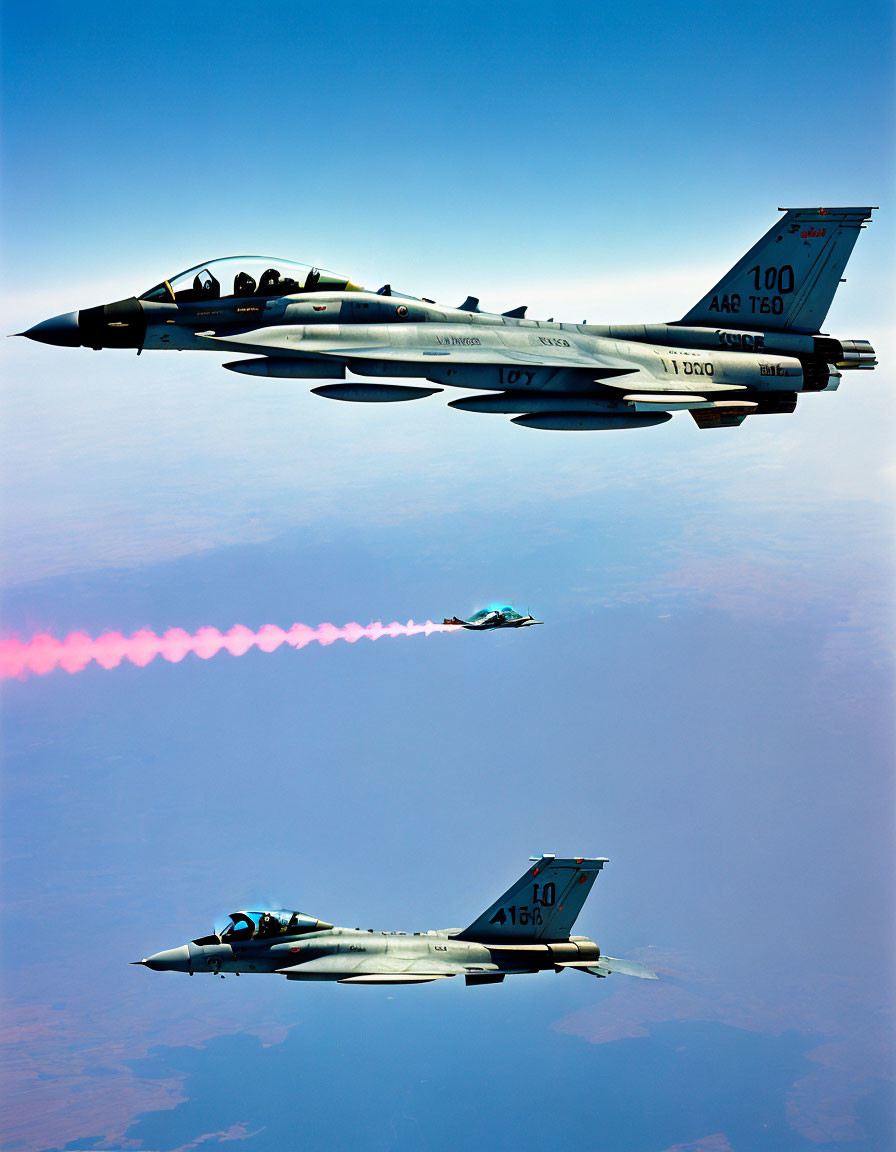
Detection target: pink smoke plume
<box><xmin>0</xmin><ymin>619</ymin><xmax>461</xmax><ymax>680</ymax></box>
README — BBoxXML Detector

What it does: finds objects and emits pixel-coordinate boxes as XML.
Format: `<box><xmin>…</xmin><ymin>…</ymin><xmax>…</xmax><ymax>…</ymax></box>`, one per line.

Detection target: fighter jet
<box><xmin>21</xmin><ymin>207</ymin><xmax>877</xmax><ymax>431</ymax></box>
<box><xmin>135</xmin><ymin>855</ymin><xmax>655</xmax><ymax>986</ymax></box>
<box><xmin>443</xmin><ymin>606</ymin><xmax>542</xmax><ymax>629</ymax></box>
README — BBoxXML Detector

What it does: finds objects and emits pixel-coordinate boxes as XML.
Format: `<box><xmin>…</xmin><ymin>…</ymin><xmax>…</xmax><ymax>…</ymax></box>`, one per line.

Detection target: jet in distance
<box><xmin>136</xmin><ymin>855</ymin><xmax>656</xmax><ymax>986</ymax></box>
<box><xmin>22</xmin><ymin>207</ymin><xmax>877</xmax><ymax>431</ymax></box>
<box><xmin>443</xmin><ymin>606</ymin><xmax>542</xmax><ymax>629</ymax></box>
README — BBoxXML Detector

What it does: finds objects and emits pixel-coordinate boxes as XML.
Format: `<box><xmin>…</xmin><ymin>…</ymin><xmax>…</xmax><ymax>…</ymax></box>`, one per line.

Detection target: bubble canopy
<box><xmin>469</xmin><ymin>607</ymin><xmax>523</xmax><ymax>622</ymax></box>
<box><xmin>140</xmin><ymin>257</ymin><xmax>360</xmax><ymax>303</ymax></box>
<box><xmin>218</xmin><ymin>909</ymin><xmax>327</xmax><ymax>942</ymax></box>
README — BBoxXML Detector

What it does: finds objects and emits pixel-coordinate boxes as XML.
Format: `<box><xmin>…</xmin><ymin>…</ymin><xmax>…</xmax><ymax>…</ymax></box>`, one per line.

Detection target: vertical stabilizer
<box><xmin>456</xmin><ymin>855</ymin><xmax>607</xmax><ymax>943</ymax></box>
<box><xmin>676</xmin><ymin>207</ymin><xmax>874</xmax><ymax>333</ymax></box>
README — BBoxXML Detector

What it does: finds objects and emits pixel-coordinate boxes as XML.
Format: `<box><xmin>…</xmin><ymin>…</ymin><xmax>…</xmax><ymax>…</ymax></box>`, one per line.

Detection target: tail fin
<box><xmin>455</xmin><ymin>854</ymin><xmax>607</xmax><ymax>943</ymax></box>
<box><xmin>676</xmin><ymin>207</ymin><xmax>875</xmax><ymax>334</ymax></box>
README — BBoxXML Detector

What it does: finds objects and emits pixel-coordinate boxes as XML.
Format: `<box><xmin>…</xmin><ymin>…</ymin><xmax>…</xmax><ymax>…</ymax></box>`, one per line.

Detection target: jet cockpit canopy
<box><xmin>140</xmin><ymin>257</ymin><xmax>360</xmax><ymax>304</ymax></box>
<box><xmin>468</xmin><ymin>607</ymin><xmax>523</xmax><ymax>622</ymax></box>
<box><xmin>219</xmin><ymin>909</ymin><xmax>329</xmax><ymax>942</ymax></box>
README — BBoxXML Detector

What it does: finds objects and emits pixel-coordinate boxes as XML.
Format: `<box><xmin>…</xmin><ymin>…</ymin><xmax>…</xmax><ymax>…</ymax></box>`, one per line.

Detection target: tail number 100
<box><xmin>743</xmin><ymin>265</ymin><xmax>794</xmax><ymax>315</ymax></box>
<box><xmin>747</xmin><ymin>265</ymin><xmax>794</xmax><ymax>293</ymax></box>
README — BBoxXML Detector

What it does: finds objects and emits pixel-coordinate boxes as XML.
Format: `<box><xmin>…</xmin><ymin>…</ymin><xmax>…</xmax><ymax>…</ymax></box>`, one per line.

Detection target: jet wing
<box><xmin>210</xmin><ymin>326</ymin><xmax>634</xmax><ymax>372</ymax></box>
<box><xmin>449</xmin><ymin>611</ymin><xmax>501</xmax><ymax>629</ymax></box>
<box><xmin>212</xmin><ymin>329</ymin><xmax>756</xmax><ymax>425</ymax></box>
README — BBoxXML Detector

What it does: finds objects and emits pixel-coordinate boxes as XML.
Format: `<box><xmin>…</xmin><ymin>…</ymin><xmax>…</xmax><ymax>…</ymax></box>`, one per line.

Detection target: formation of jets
<box><xmin>136</xmin><ymin>855</ymin><xmax>656</xmax><ymax>986</ymax></box>
<box><xmin>22</xmin><ymin>207</ymin><xmax>876</xmax><ymax>432</ymax></box>
<box><xmin>19</xmin><ymin>206</ymin><xmax>879</xmax><ymax>997</ymax></box>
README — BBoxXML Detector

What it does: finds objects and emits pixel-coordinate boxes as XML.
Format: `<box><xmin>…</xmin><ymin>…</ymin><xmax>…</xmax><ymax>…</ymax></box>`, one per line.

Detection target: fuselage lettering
<box><xmin>665</xmin><ymin>356</ymin><xmax>715</xmax><ymax>377</ymax></box>
<box><xmin>716</xmin><ymin>330</ymin><xmax>765</xmax><ymax>351</ymax></box>
<box><xmin>499</xmin><ymin>368</ymin><xmax>536</xmax><ymax>386</ymax></box>
<box><xmin>488</xmin><ymin>903</ymin><xmax>544</xmax><ymax>927</ymax></box>
<box><xmin>749</xmin><ymin>295</ymin><xmax>784</xmax><ymax>315</ymax></box>
<box><xmin>532</xmin><ymin>882</ymin><xmax>555</xmax><ymax>906</ymax></box>
<box><xmin>708</xmin><ymin>293</ymin><xmax>741</xmax><ymax>314</ymax></box>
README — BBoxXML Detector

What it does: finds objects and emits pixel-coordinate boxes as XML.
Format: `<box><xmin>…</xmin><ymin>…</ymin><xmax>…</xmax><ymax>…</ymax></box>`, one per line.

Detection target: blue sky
<box><xmin>1</xmin><ymin>2</ymin><xmax>894</xmax><ymax>1150</ymax></box>
<box><xmin>3</xmin><ymin>1</ymin><xmax>893</xmax><ymax>309</ymax></box>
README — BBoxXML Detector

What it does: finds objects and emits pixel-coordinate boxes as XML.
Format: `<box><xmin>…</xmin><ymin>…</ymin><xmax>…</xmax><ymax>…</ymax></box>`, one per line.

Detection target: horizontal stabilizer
<box><xmin>594</xmin><ymin>955</ymin><xmax>657</xmax><ymax>979</ymax></box>
<box><xmin>586</xmin><ymin>955</ymin><xmax>657</xmax><ymax>979</ymax></box>
<box><xmin>690</xmin><ymin>407</ymin><xmax>750</xmax><ymax>429</ymax></box>
<box><xmin>625</xmin><ymin>395</ymin><xmax>758</xmax><ymax>413</ymax></box>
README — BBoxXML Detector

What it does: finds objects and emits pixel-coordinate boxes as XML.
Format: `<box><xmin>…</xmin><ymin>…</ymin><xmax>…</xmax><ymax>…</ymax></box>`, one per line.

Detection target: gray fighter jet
<box><xmin>21</xmin><ymin>207</ymin><xmax>877</xmax><ymax>430</ymax></box>
<box><xmin>135</xmin><ymin>855</ymin><xmax>656</xmax><ymax>986</ymax></box>
<box><xmin>443</xmin><ymin>606</ymin><xmax>542</xmax><ymax>629</ymax></box>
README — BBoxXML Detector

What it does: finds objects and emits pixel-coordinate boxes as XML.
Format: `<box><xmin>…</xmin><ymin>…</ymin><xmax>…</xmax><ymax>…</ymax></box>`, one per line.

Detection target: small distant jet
<box><xmin>20</xmin><ymin>208</ymin><xmax>876</xmax><ymax>431</ymax></box>
<box><xmin>135</xmin><ymin>855</ymin><xmax>656</xmax><ymax>987</ymax></box>
<box><xmin>443</xmin><ymin>606</ymin><xmax>542</xmax><ymax>629</ymax></box>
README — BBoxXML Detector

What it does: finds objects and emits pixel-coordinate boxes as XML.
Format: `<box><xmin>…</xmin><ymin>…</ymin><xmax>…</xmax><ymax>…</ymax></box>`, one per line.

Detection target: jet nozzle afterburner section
<box><xmin>835</xmin><ymin>339</ymin><xmax>877</xmax><ymax>369</ymax></box>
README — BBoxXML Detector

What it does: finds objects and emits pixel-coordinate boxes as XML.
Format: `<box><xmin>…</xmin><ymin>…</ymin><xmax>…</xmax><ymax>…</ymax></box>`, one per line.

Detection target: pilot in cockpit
<box><xmin>139</xmin><ymin>258</ymin><xmax>356</xmax><ymax>306</ymax></box>
<box><xmin>256</xmin><ymin>269</ymin><xmax>282</xmax><ymax>296</ymax></box>
<box><xmin>256</xmin><ymin>912</ymin><xmax>281</xmax><ymax>938</ymax></box>
<box><xmin>191</xmin><ymin>270</ymin><xmax>220</xmax><ymax>300</ymax></box>
<box><xmin>233</xmin><ymin>271</ymin><xmax>257</xmax><ymax>296</ymax></box>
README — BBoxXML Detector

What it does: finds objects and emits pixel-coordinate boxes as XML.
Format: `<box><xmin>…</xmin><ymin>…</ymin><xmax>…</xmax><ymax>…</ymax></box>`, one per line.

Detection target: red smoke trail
<box><xmin>0</xmin><ymin>620</ymin><xmax>461</xmax><ymax>680</ymax></box>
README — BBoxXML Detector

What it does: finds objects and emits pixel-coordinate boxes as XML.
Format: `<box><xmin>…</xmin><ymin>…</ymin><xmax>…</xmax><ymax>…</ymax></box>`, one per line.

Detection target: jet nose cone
<box><xmin>140</xmin><ymin>945</ymin><xmax>191</xmax><ymax>972</ymax></box>
<box><xmin>19</xmin><ymin>311</ymin><xmax>81</xmax><ymax>346</ymax></box>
